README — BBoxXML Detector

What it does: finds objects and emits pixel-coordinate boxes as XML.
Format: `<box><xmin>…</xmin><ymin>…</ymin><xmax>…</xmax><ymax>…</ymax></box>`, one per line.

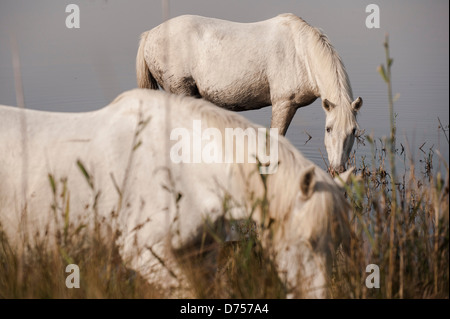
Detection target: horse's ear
<box><xmin>299</xmin><ymin>165</ymin><xmax>316</xmax><ymax>199</ymax></box>
<box><xmin>351</xmin><ymin>97</ymin><xmax>363</xmax><ymax>112</ymax></box>
<box><xmin>334</xmin><ymin>167</ymin><xmax>355</xmax><ymax>188</ymax></box>
<box><xmin>322</xmin><ymin>99</ymin><xmax>335</xmax><ymax>112</ymax></box>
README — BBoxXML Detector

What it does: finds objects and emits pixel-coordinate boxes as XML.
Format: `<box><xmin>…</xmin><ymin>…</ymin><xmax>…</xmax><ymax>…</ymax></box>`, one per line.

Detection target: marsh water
<box><xmin>0</xmin><ymin>0</ymin><xmax>448</xmax><ymax>174</ymax></box>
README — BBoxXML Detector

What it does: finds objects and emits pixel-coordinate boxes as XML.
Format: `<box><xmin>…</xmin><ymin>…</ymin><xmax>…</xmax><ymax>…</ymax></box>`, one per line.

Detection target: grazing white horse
<box><xmin>136</xmin><ymin>13</ymin><xmax>363</xmax><ymax>173</ymax></box>
<box><xmin>0</xmin><ymin>89</ymin><xmax>352</xmax><ymax>298</ymax></box>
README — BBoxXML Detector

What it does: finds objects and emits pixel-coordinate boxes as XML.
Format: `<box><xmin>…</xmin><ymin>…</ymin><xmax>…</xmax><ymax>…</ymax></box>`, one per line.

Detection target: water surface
<box><xmin>0</xmin><ymin>0</ymin><xmax>448</xmax><ymax>173</ymax></box>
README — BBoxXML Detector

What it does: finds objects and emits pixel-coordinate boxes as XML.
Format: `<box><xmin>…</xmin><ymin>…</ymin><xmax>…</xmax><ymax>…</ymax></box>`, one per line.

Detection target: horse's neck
<box><xmin>305</xmin><ymin>42</ymin><xmax>353</xmax><ymax>103</ymax></box>
<box><xmin>313</xmin><ymin>68</ymin><xmax>353</xmax><ymax>104</ymax></box>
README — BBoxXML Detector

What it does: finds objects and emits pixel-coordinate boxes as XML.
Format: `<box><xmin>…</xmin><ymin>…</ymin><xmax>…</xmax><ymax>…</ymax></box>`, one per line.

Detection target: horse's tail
<box><xmin>136</xmin><ymin>31</ymin><xmax>159</xmax><ymax>89</ymax></box>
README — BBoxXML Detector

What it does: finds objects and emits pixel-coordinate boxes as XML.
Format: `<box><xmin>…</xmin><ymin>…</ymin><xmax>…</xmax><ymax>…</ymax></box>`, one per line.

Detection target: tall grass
<box><xmin>0</xmin><ymin>112</ymin><xmax>163</xmax><ymax>299</ymax></box>
<box><xmin>0</xmin><ymin>36</ymin><xmax>448</xmax><ymax>299</ymax></box>
<box><xmin>332</xmin><ymin>35</ymin><xmax>449</xmax><ymax>298</ymax></box>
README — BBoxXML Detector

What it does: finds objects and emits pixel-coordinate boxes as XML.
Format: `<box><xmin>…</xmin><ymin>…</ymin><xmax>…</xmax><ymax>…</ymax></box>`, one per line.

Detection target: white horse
<box><xmin>136</xmin><ymin>13</ymin><xmax>363</xmax><ymax>173</ymax></box>
<box><xmin>0</xmin><ymin>89</ymin><xmax>352</xmax><ymax>298</ymax></box>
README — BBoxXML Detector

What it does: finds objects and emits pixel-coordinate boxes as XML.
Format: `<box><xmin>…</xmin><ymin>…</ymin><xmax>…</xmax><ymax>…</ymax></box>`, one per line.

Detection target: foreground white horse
<box><xmin>136</xmin><ymin>13</ymin><xmax>363</xmax><ymax>173</ymax></box>
<box><xmin>0</xmin><ymin>89</ymin><xmax>351</xmax><ymax>298</ymax></box>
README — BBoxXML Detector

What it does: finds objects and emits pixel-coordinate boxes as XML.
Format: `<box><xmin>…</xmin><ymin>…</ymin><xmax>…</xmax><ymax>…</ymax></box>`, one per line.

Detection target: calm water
<box><xmin>0</xmin><ymin>0</ymin><xmax>448</xmax><ymax>174</ymax></box>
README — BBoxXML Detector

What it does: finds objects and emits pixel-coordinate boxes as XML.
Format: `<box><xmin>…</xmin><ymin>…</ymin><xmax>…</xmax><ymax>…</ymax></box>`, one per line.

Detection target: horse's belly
<box><xmin>196</xmin><ymin>75</ymin><xmax>271</xmax><ymax>111</ymax></box>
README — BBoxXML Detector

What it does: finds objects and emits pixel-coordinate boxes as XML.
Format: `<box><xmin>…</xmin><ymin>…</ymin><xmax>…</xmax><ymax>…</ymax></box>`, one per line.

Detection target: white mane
<box><xmin>114</xmin><ymin>89</ymin><xmax>350</xmax><ymax>242</ymax></box>
<box><xmin>279</xmin><ymin>14</ymin><xmax>356</xmax><ymax>131</ymax></box>
<box><xmin>279</xmin><ymin>14</ymin><xmax>354</xmax><ymax>103</ymax></box>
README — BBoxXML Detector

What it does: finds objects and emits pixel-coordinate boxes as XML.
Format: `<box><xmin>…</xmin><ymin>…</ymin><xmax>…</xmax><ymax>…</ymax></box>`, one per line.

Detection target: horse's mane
<box><xmin>281</xmin><ymin>14</ymin><xmax>353</xmax><ymax>102</ymax></box>
<box><xmin>127</xmin><ymin>89</ymin><xmax>349</xmax><ymax>240</ymax></box>
<box><xmin>110</xmin><ymin>88</ymin><xmax>349</xmax><ymax>244</ymax></box>
<box><xmin>279</xmin><ymin>14</ymin><xmax>356</xmax><ymax>131</ymax></box>
<box><xmin>190</xmin><ymin>93</ymin><xmax>350</xmax><ymax>243</ymax></box>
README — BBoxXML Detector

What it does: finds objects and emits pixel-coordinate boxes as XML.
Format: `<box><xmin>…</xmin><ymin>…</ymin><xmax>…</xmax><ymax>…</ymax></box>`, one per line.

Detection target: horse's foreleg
<box><xmin>270</xmin><ymin>101</ymin><xmax>297</xmax><ymax>136</ymax></box>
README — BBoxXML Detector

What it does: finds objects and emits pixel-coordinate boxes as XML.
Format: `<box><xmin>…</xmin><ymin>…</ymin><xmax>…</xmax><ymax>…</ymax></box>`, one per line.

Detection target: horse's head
<box><xmin>291</xmin><ymin>165</ymin><xmax>352</xmax><ymax>249</ymax></box>
<box><xmin>273</xmin><ymin>164</ymin><xmax>352</xmax><ymax>298</ymax></box>
<box><xmin>322</xmin><ymin>97</ymin><xmax>363</xmax><ymax>174</ymax></box>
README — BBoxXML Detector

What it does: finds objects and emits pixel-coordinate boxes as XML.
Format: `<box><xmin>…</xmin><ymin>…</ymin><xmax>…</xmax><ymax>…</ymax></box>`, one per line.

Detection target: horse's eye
<box><xmin>352</xmin><ymin>128</ymin><xmax>356</xmax><ymax>135</ymax></box>
<box><xmin>326</xmin><ymin>127</ymin><xmax>332</xmax><ymax>133</ymax></box>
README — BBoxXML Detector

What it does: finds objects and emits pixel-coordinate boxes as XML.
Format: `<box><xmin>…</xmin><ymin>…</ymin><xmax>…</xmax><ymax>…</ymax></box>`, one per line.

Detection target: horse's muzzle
<box><xmin>330</xmin><ymin>165</ymin><xmax>346</xmax><ymax>177</ymax></box>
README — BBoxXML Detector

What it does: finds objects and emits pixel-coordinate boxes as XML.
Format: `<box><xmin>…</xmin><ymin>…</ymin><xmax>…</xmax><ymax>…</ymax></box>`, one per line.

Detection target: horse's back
<box><xmin>143</xmin><ymin>14</ymin><xmax>314</xmax><ymax>110</ymax></box>
<box><xmin>0</xmin><ymin>98</ymin><xmax>155</xmax><ymax>236</ymax></box>
<box><xmin>145</xmin><ymin>16</ymin><xmax>270</xmax><ymax>108</ymax></box>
